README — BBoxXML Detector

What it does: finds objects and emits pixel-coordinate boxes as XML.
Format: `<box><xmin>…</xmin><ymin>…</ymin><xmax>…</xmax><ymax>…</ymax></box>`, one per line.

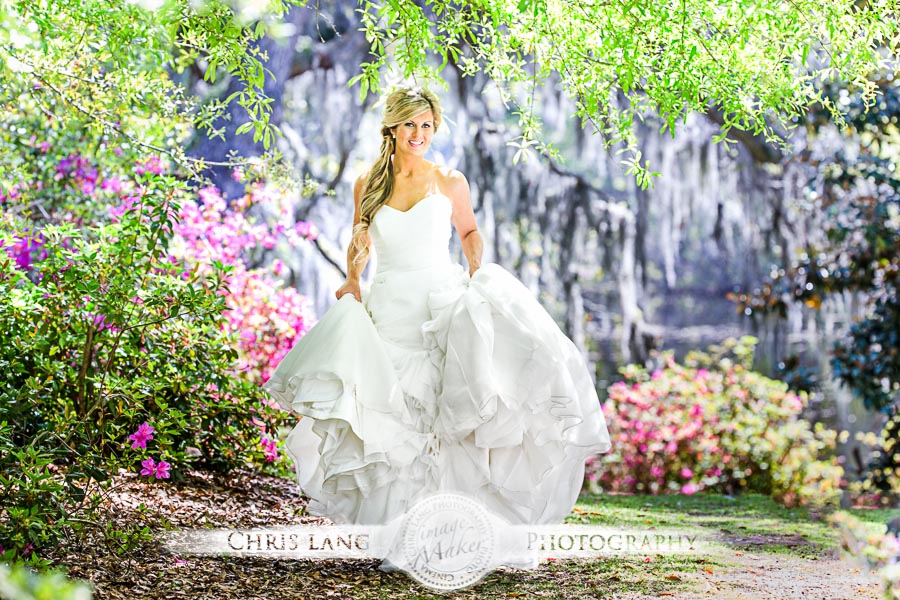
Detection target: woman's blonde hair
<box><xmin>349</xmin><ymin>86</ymin><xmax>443</xmax><ymax>265</ymax></box>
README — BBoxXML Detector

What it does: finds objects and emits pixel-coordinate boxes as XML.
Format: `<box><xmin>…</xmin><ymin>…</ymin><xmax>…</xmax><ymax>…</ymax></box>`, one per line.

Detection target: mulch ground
<box><xmin>39</xmin><ymin>468</ymin><xmax>578</xmax><ymax>599</ymax></box>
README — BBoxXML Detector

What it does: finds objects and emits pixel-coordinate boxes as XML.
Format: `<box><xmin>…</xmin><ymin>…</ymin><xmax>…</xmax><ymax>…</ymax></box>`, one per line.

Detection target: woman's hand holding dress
<box><xmin>335</xmin><ymin>279</ymin><xmax>362</xmax><ymax>302</ymax></box>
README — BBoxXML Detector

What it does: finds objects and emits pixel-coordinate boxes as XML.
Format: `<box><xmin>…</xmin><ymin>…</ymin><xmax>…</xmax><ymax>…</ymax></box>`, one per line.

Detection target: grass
<box><xmin>325</xmin><ymin>492</ymin><xmax>899</xmax><ymax>599</ymax></box>
<box><xmin>571</xmin><ymin>492</ymin><xmax>900</xmax><ymax>558</ymax></box>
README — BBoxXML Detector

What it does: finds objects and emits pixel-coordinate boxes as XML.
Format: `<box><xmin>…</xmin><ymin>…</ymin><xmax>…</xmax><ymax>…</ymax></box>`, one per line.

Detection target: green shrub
<box><xmin>0</xmin><ymin>561</ymin><xmax>93</xmax><ymax>600</ymax></box>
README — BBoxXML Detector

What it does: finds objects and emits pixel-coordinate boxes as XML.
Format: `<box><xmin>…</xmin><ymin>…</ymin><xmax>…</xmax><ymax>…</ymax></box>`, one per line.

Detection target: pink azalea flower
<box><xmin>155</xmin><ymin>460</ymin><xmax>171</xmax><ymax>479</ymax></box>
<box><xmin>294</xmin><ymin>221</ymin><xmax>319</xmax><ymax>241</ymax></box>
<box><xmin>128</xmin><ymin>422</ymin><xmax>155</xmax><ymax>449</ymax></box>
<box><xmin>198</xmin><ymin>186</ymin><xmax>225</xmax><ymax>212</ymax></box>
<box><xmin>140</xmin><ymin>457</ymin><xmax>171</xmax><ymax>479</ymax></box>
<box><xmin>100</xmin><ymin>176</ymin><xmax>123</xmax><ymax>193</ymax></box>
<box><xmin>271</xmin><ymin>259</ymin><xmax>286</xmax><ymax>276</ymax></box>
<box><xmin>109</xmin><ymin>195</ymin><xmax>138</xmax><ymax>222</ymax></box>
<box><xmin>681</xmin><ymin>482</ymin><xmax>698</xmax><ymax>495</ymax></box>
<box><xmin>680</xmin><ymin>467</ymin><xmax>693</xmax><ymax>479</ymax></box>
<box><xmin>140</xmin><ymin>458</ymin><xmax>157</xmax><ymax>476</ymax></box>
<box><xmin>261</xmin><ymin>437</ymin><xmax>278</xmax><ymax>462</ymax></box>
<box><xmin>136</xmin><ymin>156</ymin><xmax>164</xmax><ymax>176</ymax></box>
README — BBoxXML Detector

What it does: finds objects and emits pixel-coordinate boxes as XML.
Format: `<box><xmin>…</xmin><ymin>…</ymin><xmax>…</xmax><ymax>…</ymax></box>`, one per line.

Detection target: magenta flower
<box><xmin>271</xmin><ymin>259</ymin><xmax>286</xmax><ymax>276</ymax></box>
<box><xmin>140</xmin><ymin>458</ymin><xmax>157</xmax><ymax>476</ymax></box>
<box><xmin>136</xmin><ymin>156</ymin><xmax>164</xmax><ymax>176</ymax></box>
<box><xmin>109</xmin><ymin>196</ymin><xmax>138</xmax><ymax>221</ymax></box>
<box><xmin>155</xmin><ymin>460</ymin><xmax>171</xmax><ymax>479</ymax></box>
<box><xmin>89</xmin><ymin>312</ymin><xmax>114</xmax><ymax>332</ymax></box>
<box><xmin>7</xmin><ymin>229</ymin><xmax>47</xmax><ymax>271</ymax></box>
<box><xmin>260</xmin><ymin>437</ymin><xmax>278</xmax><ymax>462</ymax></box>
<box><xmin>78</xmin><ymin>166</ymin><xmax>98</xmax><ymax>194</ymax></box>
<box><xmin>680</xmin><ymin>482</ymin><xmax>698</xmax><ymax>495</ymax></box>
<box><xmin>294</xmin><ymin>221</ymin><xmax>319</xmax><ymax>241</ymax></box>
<box><xmin>680</xmin><ymin>467</ymin><xmax>693</xmax><ymax>479</ymax></box>
<box><xmin>101</xmin><ymin>176</ymin><xmax>123</xmax><ymax>193</ymax></box>
<box><xmin>198</xmin><ymin>186</ymin><xmax>225</xmax><ymax>212</ymax></box>
<box><xmin>128</xmin><ymin>421</ymin><xmax>155</xmax><ymax>449</ymax></box>
<box><xmin>139</xmin><ymin>457</ymin><xmax>171</xmax><ymax>479</ymax></box>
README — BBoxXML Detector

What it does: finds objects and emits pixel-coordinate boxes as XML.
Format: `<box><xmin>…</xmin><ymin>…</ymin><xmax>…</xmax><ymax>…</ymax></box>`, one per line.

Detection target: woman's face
<box><xmin>392</xmin><ymin>110</ymin><xmax>435</xmax><ymax>157</ymax></box>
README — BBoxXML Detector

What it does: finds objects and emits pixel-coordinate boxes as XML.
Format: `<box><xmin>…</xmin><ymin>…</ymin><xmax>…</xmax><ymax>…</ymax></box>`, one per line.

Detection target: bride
<box><xmin>263</xmin><ymin>86</ymin><xmax>611</xmax><ymax>534</ymax></box>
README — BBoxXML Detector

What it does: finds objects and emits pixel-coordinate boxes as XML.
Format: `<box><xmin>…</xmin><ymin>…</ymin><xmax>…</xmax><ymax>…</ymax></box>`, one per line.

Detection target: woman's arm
<box><xmin>335</xmin><ymin>174</ymin><xmax>370</xmax><ymax>301</ymax></box>
<box><xmin>444</xmin><ymin>169</ymin><xmax>482</xmax><ymax>277</ymax></box>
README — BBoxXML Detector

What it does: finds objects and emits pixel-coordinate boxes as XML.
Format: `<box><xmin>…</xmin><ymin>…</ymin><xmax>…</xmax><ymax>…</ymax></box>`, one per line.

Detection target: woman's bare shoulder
<box><xmin>354</xmin><ymin>171</ymin><xmax>370</xmax><ymax>194</ymax></box>
<box><xmin>435</xmin><ymin>165</ymin><xmax>469</xmax><ymax>197</ymax></box>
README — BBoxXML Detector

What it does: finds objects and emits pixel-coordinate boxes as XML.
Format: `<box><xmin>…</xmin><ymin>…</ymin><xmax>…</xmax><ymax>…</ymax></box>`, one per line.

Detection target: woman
<box><xmin>263</xmin><ymin>87</ymin><xmax>611</xmax><ymax>533</ymax></box>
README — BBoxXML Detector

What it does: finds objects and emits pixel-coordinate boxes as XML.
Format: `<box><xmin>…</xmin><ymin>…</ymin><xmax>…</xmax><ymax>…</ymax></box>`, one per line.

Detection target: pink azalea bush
<box><xmin>5</xmin><ymin>149</ymin><xmax>318</xmax><ymax>488</ymax></box>
<box><xmin>164</xmin><ymin>184</ymin><xmax>316</xmax><ymax>387</ymax></box>
<box><xmin>10</xmin><ymin>151</ymin><xmax>318</xmax><ymax>391</ymax></box>
<box><xmin>587</xmin><ymin>337</ymin><xmax>843</xmax><ymax>508</ymax></box>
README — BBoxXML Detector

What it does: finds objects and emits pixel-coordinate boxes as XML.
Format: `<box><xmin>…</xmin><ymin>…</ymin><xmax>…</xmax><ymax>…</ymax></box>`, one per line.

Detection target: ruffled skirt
<box><xmin>262</xmin><ymin>262</ymin><xmax>611</xmax><ymax>527</ymax></box>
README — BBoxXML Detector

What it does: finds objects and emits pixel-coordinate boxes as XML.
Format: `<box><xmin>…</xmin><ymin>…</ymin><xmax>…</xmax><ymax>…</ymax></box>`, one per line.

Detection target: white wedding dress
<box><xmin>263</xmin><ymin>192</ymin><xmax>611</xmax><ymax>528</ymax></box>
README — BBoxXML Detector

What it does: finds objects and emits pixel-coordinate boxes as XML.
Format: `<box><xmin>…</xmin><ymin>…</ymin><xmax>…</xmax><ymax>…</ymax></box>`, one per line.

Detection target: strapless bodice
<box><xmin>370</xmin><ymin>193</ymin><xmax>453</xmax><ymax>273</ymax></box>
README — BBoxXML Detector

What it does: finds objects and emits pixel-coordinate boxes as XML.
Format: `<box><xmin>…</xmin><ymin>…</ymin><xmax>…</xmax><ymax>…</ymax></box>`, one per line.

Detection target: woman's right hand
<box><xmin>335</xmin><ymin>279</ymin><xmax>362</xmax><ymax>302</ymax></box>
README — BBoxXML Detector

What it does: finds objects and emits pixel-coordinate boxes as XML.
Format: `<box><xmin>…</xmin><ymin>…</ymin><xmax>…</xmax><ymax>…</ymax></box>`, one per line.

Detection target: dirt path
<box><xmin>613</xmin><ymin>551</ymin><xmax>883</xmax><ymax>600</ymax></box>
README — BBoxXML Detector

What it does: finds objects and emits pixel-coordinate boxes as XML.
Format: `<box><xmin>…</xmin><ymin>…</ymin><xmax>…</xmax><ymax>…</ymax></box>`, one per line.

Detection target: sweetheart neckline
<box><xmin>380</xmin><ymin>192</ymin><xmax>449</xmax><ymax>215</ymax></box>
